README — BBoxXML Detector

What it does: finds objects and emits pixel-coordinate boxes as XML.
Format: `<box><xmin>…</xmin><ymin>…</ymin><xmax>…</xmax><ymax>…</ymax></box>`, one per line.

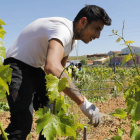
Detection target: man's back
<box><xmin>6</xmin><ymin>17</ymin><xmax>76</xmax><ymax>67</ymax></box>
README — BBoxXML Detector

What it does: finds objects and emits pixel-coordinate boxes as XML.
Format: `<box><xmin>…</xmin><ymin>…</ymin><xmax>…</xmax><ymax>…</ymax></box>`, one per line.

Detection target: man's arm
<box><xmin>44</xmin><ymin>38</ymin><xmax>101</xmax><ymax>127</ymax></box>
<box><xmin>60</xmin><ymin>55</ymin><xmax>69</xmax><ymax>96</ymax></box>
<box><xmin>61</xmin><ymin>55</ymin><xmax>68</xmax><ymax>67</ymax></box>
<box><xmin>44</xmin><ymin>38</ymin><xmax>83</xmax><ymax>105</ymax></box>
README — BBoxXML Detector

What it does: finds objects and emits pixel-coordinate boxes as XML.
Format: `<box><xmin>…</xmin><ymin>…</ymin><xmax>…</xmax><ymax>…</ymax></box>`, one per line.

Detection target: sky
<box><xmin>1</xmin><ymin>0</ymin><xmax>140</xmax><ymax>56</ymax></box>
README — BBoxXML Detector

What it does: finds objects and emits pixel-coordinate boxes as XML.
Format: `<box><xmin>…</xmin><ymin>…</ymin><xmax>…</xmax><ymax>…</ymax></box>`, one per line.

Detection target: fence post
<box><xmin>114</xmin><ymin>85</ymin><xmax>117</xmax><ymax>98</ymax></box>
<box><xmin>113</xmin><ymin>52</ymin><xmax>117</xmax><ymax>98</ymax></box>
<box><xmin>83</xmin><ymin>126</ymin><xmax>87</xmax><ymax>140</ymax></box>
<box><xmin>99</xmin><ymin>79</ymin><xmax>101</xmax><ymax>97</ymax></box>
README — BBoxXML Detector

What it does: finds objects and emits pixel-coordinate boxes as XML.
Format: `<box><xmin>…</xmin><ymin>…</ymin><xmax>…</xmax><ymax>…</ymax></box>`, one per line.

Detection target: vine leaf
<box><xmin>0</xmin><ymin>42</ymin><xmax>6</xmax><ymax>59</ymax></box>
<box><xmin>0</xmin><ymin>26</ymin><xmax>6</xmax><ymax>40</ymax></box>
<box><xmin>0</xmin><ymin>77</ymin><xmax>9</xmax><ymax>95</ymax></box>
<box><xmin>58</xmin><ymin>77</ymin><xmax>69</xmax><ymax>92</ymax></box>
<box><xmin>55</xmin><ymin>95</ymin><xmax>69</xmax><ymax>114</ymax></box>
<box><xmin>121</xmin><ymin>54</ymin><xmax>132</xmax><ymax>66</ymax></box>
<box><xmin>0</xmin><ymin>65</ymin><xmax>12</xmax><ymax>84</ymax></box>
<box><xmin>126</xmin><ymin>99</ymin><xmax>140</xmax><ymax>122</ymax></box>
<box><xmin>36</xmin><ymin>111</ymin><xmax>62</xmax><ymax>140</ymax></box>
<box><xmin>126</xmin><ymin>98</ymin><xmax>136</xmax><ymax>115</ymax></box>
<box><xmin>45</xmin><ymin>74</ymin><xmax>59</xmax><ymax>102</ymax></box>
<box><xmin>0</xmin><ymin>89</ymin><xmax>6</xmax><ymax>99</ymax></box>
<box><xmin>124</xmin><ymin>40</ymin><xmax>135</xmax><ymax>44</ymax></box>
<box><xmin>111</xmin><ymin>109</ymin><xmax>127</xmax><ymax>119</ymax></box>
<box><xmin>131</xmin><ymin>101</ymin><xmax>140</xmax><ymax>122</ymax></box>
<box><xmin>45</xmin><ymin>74</ymin><xmax>59</xmax><ymax>91</ymax></box>
<box><xmin>116</xmin><ymin>38</ymin><xmax>121</xmax><ymax>42</ymax></box>
<box><xmin>35</xmin><ymin>107</ymin><xmax>78</xmax><ymax>140</ymax></box>
<box><xmin>0</xmin><ymin>19</ymin><xmax>6</xmax><ymax>25</ymax></box>
<box><xmin>45</xmin><ymin>74</ymin><xmax>69</xmax><ymax>103</ymax></box>
<box><xmin>130</xmin><ymin>123</ymin><xmax>140</xmax><ymax>140</ymax></box>
<box><xmin>0</xmin><ymin>57</ymin><xmax>2</xmax><ymax>65</ymax></box>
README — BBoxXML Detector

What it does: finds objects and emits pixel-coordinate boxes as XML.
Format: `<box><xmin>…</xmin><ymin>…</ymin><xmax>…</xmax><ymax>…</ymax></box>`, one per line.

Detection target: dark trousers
<box><xmin>0</xmin><ymin>58</ymin><xmax>49</xmax><ymax>140</ymax></box>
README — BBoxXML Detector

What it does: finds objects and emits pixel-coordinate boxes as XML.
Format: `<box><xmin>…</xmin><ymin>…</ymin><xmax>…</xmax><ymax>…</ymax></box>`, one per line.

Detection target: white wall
<box><xmin>121</xmin><ymin>46</ymin><xmax>140</xmax><ymax>54</ymax></box>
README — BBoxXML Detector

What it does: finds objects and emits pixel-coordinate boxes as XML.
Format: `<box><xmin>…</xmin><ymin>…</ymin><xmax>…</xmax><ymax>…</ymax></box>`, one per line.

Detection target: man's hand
<box><xmin>79</xmin><ymin>97</ymin><xmax>101</xmax><ymax>127</ymax></box>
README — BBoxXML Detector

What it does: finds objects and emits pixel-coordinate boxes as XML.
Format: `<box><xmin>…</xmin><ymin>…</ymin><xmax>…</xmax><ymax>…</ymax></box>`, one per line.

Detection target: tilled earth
<box><xmin>0</xmin><ymin>97</ymin><xmax>131</xmax><ymax>140</ymax></box>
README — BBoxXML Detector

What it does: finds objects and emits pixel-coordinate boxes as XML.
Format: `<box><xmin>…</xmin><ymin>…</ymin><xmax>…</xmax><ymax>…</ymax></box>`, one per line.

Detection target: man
<box><xmin>77</xmin><ymin>63</ymin><xmax>82</xmax><ymax>71</ymax></box>
<box><xmin>2</xmin><ymin>4</ymin><xmax>111</xmax><ymax>140</ymax></box>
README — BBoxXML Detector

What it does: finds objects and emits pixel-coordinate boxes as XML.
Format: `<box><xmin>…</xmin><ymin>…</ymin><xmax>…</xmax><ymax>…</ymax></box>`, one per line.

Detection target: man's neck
<box><xmin>73</xmin><ymin>21</ymin><xmax>80</xmax><ymax>40</ymax></box>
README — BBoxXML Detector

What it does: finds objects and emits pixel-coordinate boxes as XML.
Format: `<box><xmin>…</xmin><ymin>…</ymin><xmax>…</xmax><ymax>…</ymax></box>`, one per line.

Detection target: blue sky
<box><xmin>1</xmin><ymin>0</ymin><xmax>140</xmax><ymax>56</ymax></box>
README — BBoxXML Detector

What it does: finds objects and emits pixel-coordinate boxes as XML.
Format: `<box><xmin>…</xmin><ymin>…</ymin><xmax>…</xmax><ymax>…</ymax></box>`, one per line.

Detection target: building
<box><xmin>121</xmin><ymin>46</ymin><xmax>140</xmax><ymax>54</ymax></box>
<box><xmin>86</xmin><ymin>60</ymin><xmax>93</xmax><ymax>65</ymax></box>
<box><xmin>110</xmin><ymin>56</ymin><xmax>140</xmax><ymax>66</ymax></box>
<box><xmin>108</xmin><ymin>51</ymin><xmax>121</xmax><ymax>56</ymax></box>
<box><xmin>93</xmin><ymin>58</ymin><xmax>107</xmax><ymax>65</ymax></box>
<box><xmin>87</xmin><ymin>53</ymin><xmax>107</xmax><ymax>58</ymax></box>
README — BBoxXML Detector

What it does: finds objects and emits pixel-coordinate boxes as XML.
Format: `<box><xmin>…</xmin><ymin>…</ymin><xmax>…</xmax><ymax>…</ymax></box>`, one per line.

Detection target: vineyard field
<box><xmin>0</xmin><ymin>96</ymin><xmax>132</xmax><ymax>140</ymax></box>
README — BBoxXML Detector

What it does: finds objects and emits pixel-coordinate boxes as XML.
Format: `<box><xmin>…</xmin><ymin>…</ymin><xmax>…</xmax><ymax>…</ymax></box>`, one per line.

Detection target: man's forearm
<box><xmin>61</xmin><ymin>72</ymin><xmax>83</xmax><ymax>105</ymax></box>
<box><xmin>45</xmin><ymin>65</ymin><xmax>83</xmax><ymax>104</ymax></box>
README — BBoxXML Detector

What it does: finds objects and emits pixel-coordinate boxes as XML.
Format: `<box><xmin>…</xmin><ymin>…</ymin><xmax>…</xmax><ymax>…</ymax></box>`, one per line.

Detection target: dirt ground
<box><xmin>0</xmin><ymin>96</ymin><xmax>131</xmax><ymax>140</ymax></box>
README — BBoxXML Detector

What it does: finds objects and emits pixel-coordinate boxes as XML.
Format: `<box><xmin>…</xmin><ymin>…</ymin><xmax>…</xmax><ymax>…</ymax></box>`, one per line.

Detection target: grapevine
<box><xmin>35</xmin><ymin>74</ymin><xmax>84</xmax><ymax>140</ymax></box>
<box><xmin>0</xmin><ymin>19</ymin><xmax>12</xmax><ymax>140</ymax></box>
<box><xmin>108</xmin><ymin>23</ymin><xmax>140</xmax><ymax>140</ymax></box>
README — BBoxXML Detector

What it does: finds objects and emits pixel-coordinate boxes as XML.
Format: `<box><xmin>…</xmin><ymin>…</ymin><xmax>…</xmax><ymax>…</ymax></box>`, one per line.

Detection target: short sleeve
<box><xmin>48</xmin><ymin>24</ymin><xmax>72</xmax><ymax>47</ymax></box>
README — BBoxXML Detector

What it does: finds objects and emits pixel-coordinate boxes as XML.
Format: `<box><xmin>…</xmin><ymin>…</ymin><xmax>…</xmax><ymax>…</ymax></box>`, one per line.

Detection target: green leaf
<box><xmin>115</xmin><ymin>30</ymin><xmax>118</xmax><ymax>34</ymax></box>
<box><xmin>45</xmin><ymin>74</ymin><xmax>59</xmax><ymax>91</ymax></box>
<box><xmin>124</xmin><ymin>85</ymin><xmax>135</xmax><ymax>99</ymax></box>
<box><xmin>116</xmin><ymin>38</ymin><xmax>121</xmax><ymax>42</ymax></box>
<box><xmin>0</xmin><ymin>45</ymin><xmax>6</xmax><ymax>58</ymax></box>
<box><xmin>126</xmin><ymin>98</ymin><xmax>136</xmax><ymax>115</ymax></box>
<box><xmin>0</xmin><ymin>57</ymin><xmax>2</xmax><ymax>66</ymax></box>
<box><xmin>0</xmin><ymin>26</ymin><xmax>6</xmax><ymax>40</ymax></box>
<box><xmin>55</xmin><ymin>95</ymin><xmax>64</xmax><ymax>114</ymax></box>
<box><xmin>36</xmin><ymin>113</ymin><xmax>60</xmax><ymax>139</ymax></box>
<box><xmin>0</xmin><ymin>19</ymin><xmax>6</xmax><ymax>25</ymax></box>
<box><xmin>0</xmin><ymin>122</ymin><xmax>8</xmax><ymax>140</ymax></box>
<box><xmin>65</xmin><ymin>126</ymin><xmax>76</xmax><ymax>138</ymax></box>
<box><xmin>58</xmin><ymin>77</ymin><xmax>69</xmax><ymax>92</ymax></box>
<box><xmin>47</xmin><ymin>90</ymin><xmax>59</xmax><ymax>103</ymax></box>
<box><xmin>0</xmin><ymin>41</ymin><xmax>4</xmax><ymax>46</ymax></box>
<box><xmin>121</xmin><ymin>54</ymin><xmax>132</xmax><ymax>66</ymax></box>
<box><xmin>45</xmin><ymin>74</ymin><xmax>60</xmax><ymax>102</ymax></box>
<box><xmin>0</xmin><ymin>89</ymin><xmax>6</xmax><ymax>99</ymax></box>
<box><xmin>117</xmin><ymin>127</ymin><xmax>123</xmax><ymax>136</ymax></box>
<box><xmin>130</xmin><ymin>123</ymin><xmax>140</xmax><ymax>140</ymax></box>
<box><xmin>111</xmin><ymin>109</ymin><xmax>127</xmax><ymax>119</ymax></box>
<box><xmin>131</xmin><ymin>101</ymin><xmax>140</xmax><ymax>122</ymax></box>
<box><xmin>112</xmin><ymin>135</ymin><xmax>122</xmax><ymax>140</ymax></box>
<box><xmin>55</xmin><ymin>95</ymin><xmax>69</xmax><ymax>114</ymax></box>
<box><xmin>124</xmin><ymin>41</ymin><xmax>135</xmax><ymax>44</ymax></box>
<box><xmin>35</xmin><ymin>107</ymin><xmax>50</xmax><ymax>118</ymax></box>
<box><xmin>0</xmin><ymin>77</ymin><xmax>9</xmax><ymax>95</ymax></box>
<box><xmin>0</xmin><ymin>65</ymin><xmax>12</xmax><ymax>84</ymax></box>
<box><xmin>126</xmin><ymin>99</ymin><xmax>140</xmax><ymax>122</ymax></box>
<box><xmin>36</xmin><ymin>107</ymin><xmax>65</xmax><ymax>140</ymax></box>
<box><xmin>112</xmin><ymin>29</ymin><xmax>114</xmax><ymax>33</ymax></box>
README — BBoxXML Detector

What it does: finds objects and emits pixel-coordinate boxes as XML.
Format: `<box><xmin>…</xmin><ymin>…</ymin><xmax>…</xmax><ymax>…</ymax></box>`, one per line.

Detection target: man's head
<box><xmin>73</xmin><ymin>5</ymin><xmax>111</xmax><ymax>43</ymax></box>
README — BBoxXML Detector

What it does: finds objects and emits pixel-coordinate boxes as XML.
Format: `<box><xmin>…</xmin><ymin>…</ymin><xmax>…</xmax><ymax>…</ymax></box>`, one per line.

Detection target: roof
<box><xmin>93</xmin><ymin>58</ymin><xmax>106</xmax><ymax>62</ymax></box>
<box><xmin>87</xmin><ymin>60</ymin><xmax>93</xmax><ymax>64</ymax></box>
<box><xmin>109</xmin><ymin>51</ymin><xmax>121</xmax><ymax>53</ymax></box>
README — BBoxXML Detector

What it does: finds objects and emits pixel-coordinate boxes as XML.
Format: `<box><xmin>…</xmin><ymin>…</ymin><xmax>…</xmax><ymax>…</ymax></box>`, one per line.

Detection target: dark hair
<box><xmin>74</xmin><ymin>5</ymin><xmax>111</xmax><ymax>25</ymax></box>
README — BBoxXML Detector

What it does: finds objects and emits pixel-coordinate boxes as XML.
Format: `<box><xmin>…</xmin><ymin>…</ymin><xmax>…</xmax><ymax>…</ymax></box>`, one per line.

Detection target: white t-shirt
<box><xmin>6</xmin><ymin>17</ymin><xmax>77</xmax><ymax>68</ymax></box>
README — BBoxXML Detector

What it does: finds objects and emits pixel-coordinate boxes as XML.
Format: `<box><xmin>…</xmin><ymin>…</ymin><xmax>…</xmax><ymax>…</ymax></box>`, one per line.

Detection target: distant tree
<box><xmin>80</xmin><ymin>59</ymin><xmax>87</xmax><ymax>65</ymax></box>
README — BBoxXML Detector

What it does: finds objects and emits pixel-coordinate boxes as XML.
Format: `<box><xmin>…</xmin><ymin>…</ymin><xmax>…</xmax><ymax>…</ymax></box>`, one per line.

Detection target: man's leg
<box><xmin>2</xmin><ymin>58</ymin><xmax>37</xmax><ymax>140</ymax></box>
<box><xmin>33</xmin><ymin>68</ymin><xmax>50</xmax><ymax>140</ymax></box>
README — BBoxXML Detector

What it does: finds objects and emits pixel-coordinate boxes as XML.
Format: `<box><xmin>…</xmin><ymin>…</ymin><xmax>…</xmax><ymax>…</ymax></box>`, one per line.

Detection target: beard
<box><xmin>73</xmin><ymin>25</ymin><xmax>89</xmax><ymax>44</ymax></box>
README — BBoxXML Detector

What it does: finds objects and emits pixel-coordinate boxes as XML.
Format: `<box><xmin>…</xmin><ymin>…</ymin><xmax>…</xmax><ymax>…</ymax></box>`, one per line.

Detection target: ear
<box><xmin>80</xmin><ymin>17</ymin><xmax>88</xmax><ymax>27</ymax></box>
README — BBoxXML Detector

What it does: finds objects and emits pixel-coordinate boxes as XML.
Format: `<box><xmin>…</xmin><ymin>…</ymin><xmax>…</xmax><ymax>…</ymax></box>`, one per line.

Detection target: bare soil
<box><xmin>0</xmin><ymin>97</ymin><xmax>131</xmax><ymax>140</ymax></box>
